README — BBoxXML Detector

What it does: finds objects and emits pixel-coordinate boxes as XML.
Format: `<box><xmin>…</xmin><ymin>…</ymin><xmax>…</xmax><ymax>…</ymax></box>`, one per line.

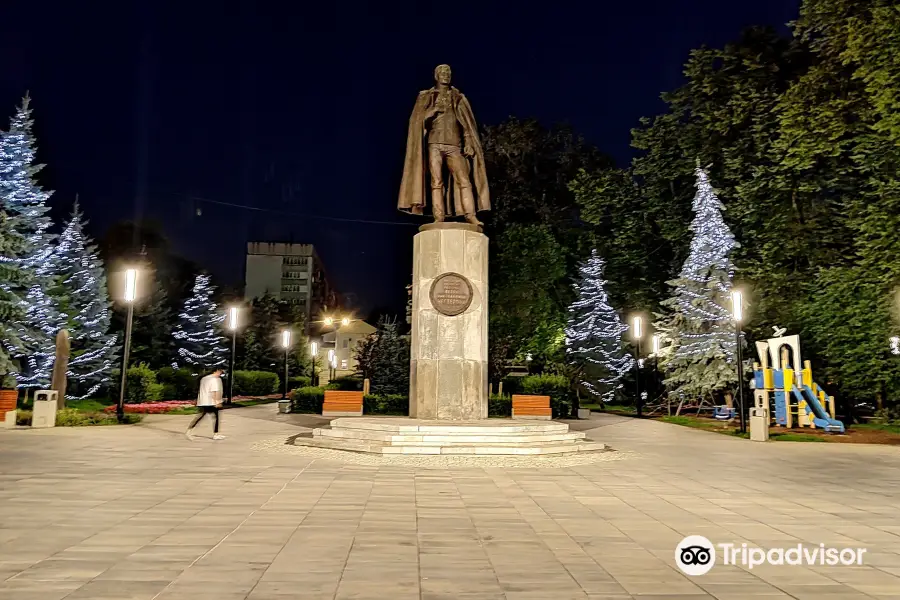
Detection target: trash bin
<box><xmin>32</xmin><ymin>390</ymin><xmax>58</xmax><ymax>428</ymax></box>
<box><xmin>749</xmin><ymin>407</ymin><xmax>769</xmax><ymax>442</ymax></box>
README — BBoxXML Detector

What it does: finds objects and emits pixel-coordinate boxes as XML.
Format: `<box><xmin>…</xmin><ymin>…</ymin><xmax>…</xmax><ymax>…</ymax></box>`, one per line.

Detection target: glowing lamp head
<box><xmin>124</xmin><ymin>269</ymin><xmax>138</xmax><ymax>303</ymax></box>
<box><xmin>732</xmin><ymin>290</ymin><xmax>744</xmax><ymax>323</ymax></box>
<box><xmin>652</xmin><ymin>334</ymin><xmax>661</xmax><ymax>355</ymax></box>
<box><xmin>310</xmin><ymin>341</ymin><xmax>318</xmax><ymax>357</ymax></box>
<box><xmin>228</xmin><ymin>306</ymin><xmax>239</xmax><ymax>330</ymax></box>
<box><xmin>331</xmin><ymin>354</ymin><xmax>338</xmax><ymax>369</ymax></box>
<box><xmin>281</xmin><ymin>330</ymin><xmax>291</xmax><ymax>348</ymax></box>
<box><xmin>341</xmin><ymin>317</ymin><xmax>351</xmax><ymax>327</ymax></box>
<box><xmin>327</xmin><ymin>349</ymin><xmax>335</xmax><ymax>362</ymax></box>
<box><xmin>323</xmin><ymin>316</ymin><xmax>334</xmax><ymax>327</ymax></box>
<box><xmin>632</xmin><ymin>316</ymin><xmax>643</xmax><ymax>340</ymax></box>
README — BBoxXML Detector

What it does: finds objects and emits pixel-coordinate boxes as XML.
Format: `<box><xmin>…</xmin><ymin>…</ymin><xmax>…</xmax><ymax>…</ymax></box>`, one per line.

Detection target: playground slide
<box><xmin>791</xmin><ymin>385</ymin><xmax>845</xmax><ymax>433</ymax></box>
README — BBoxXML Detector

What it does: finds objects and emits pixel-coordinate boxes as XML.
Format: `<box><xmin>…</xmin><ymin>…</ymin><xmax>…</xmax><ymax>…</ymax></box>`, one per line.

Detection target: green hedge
<box><xmin>522</xmin><ymin>374</ymin><xmax>573</xmax><ymax>418</ymax></box>
<box><xmin>489</xmin><ymin>394</ymin><xmax>512</xmax><ymax>417</ymax></box>
<box><xmin>125</xmin><ymin>363</ymin><xmax>163</xmax><ymax>403</ymax></box>
<box><xmin>363</xmin><ymin>394</ymin><xmax>408</xmax><ymax>415</ymax></box>
<box><xmin>15</xmin><ymin>409</ymin><xmax>142</xmax><ymax>426</ymax></box>
<box><xmin>291</xmin><ymin>386</ymin><xmax>325</xmax><ymax>413</ymax></box>
<box><xmin>233</xmin><ymin>371</ymin><xmax>279</xmax><ymax>396</ymax></box>
<box><xmin>286</xmin><ymin>375</ymin><xmax>311</xmax><ymax>391</ymax></box>
<box><xmin>156</xmin><ymin>367</ymin><xmax>201</xmax><ymax>400</ymax></box>
<box><xmin>325</xmin><ymin>375</ymin><xmax>363</xmax><ymax>391</ymax></box>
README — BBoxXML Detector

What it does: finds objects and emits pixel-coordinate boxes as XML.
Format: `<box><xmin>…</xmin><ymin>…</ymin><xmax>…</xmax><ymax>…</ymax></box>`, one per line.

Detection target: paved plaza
<box><xmin>1</xmin><ymin>407</ymin><xmax>900</xmax><ymax>600</ymax></box>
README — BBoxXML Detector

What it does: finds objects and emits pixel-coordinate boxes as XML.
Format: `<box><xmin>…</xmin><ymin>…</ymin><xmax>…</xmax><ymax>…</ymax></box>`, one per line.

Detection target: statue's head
<box><xmin>434</xmin><ymin>64</ymin><xmax>452</xmax><ymax>85</ymax></box>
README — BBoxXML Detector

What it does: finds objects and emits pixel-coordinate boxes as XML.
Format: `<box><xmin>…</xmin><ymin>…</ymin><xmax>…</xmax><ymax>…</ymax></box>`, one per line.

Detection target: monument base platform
<box><xmin>292</xmin><ymin>417</ymin><xmax>607</xmax><ymax>456</ymax></box>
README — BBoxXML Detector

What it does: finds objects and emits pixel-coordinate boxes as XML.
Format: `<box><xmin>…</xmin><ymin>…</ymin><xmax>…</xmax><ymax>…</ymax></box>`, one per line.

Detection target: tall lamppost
<box><xmin>281</xmin><ymin>330</ymin><xmax>292</xmax><ymax>399</ymax></box>
<box><xmin>226</xmin><ymin>306</ymin><xmax>239</xmax><ymax>405</ymax></box>
<box><xmin>632</xmin><ymin>315</ymin><xmax>643</xmax><ymax>418</ymax></box>
<box><xmin>732</xmin><ymin>290</ymin><xmax>746</xmax><ymax>433</ymax></box>
<box><xmin>309</xmin><ymin>341</ymin><xmax>318</xmax><ymax>386</ymax></box>
<box><xmin>117</xmin><ymin>268</ymin><xmax>138</xmax><ymax>423</ymax></box>
<box><xmin>651</xmin><ymin>333</ymin><xmax>663</xmax><ymax>415</ymax></box>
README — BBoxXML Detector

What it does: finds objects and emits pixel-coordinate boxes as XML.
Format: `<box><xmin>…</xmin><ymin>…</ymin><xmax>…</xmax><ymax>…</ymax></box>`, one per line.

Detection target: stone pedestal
<box><xmin>410</xmin><ymin>223</ymin><xmax>488</xmax><ymax>420</ymax></box>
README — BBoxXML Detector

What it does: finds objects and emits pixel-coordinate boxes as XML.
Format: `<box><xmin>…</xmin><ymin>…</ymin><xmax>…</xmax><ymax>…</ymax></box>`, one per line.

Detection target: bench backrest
<box><xmin>323</xmin><ymin>390</ymin><xmax>364</xmax><ymax>412</ymax></box>
<box><xmin>512</xmin><ymin>394</ymin><xmax>551</xmax><ymax>414</ymax></box>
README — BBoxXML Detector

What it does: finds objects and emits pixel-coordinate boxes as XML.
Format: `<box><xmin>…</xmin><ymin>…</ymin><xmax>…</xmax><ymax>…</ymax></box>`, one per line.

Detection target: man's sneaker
<box><xmin>213</xmin><ymin>434</ymin><xmax>226</xmax><ymax>440</ymax></box>
<box><xmin>185</xmin><ymin>430</ymin><xmax>195</xmax><ymax>441</ymax></box>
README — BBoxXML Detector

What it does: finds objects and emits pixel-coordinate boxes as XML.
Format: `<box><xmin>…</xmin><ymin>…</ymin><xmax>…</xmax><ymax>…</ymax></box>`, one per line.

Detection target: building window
<box><xmin>342</xmin><ymin>338</ymin><xmax>349</xmax><ymax>349</ymax></box>
<box><xmin>341</xmin><ymin>359</ymin><xmax>348</xmax><ymax>370</ymax></box>
<box><xmin>284</xmin><ymin>256</ymin><xmax>308</xmax><ymax>266</ymax></box>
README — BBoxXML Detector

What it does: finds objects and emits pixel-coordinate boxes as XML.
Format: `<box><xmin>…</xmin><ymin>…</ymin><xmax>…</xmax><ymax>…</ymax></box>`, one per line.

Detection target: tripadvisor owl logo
<box><xmin>675</xmin><ymin>536</ymin><xmax>868</xmax><ymax>576</ymax></box>
<box><xmin>675</xmin><ymin>535</ymin><xmax>716</xmax><ymax>576</ymax></box>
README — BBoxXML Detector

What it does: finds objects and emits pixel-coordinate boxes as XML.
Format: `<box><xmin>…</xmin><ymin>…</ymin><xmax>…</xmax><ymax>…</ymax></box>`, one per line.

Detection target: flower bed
<box><xmin>103</xmin><ymin>401</ymin><xmax>195</xmax><ymax>414</ymax></box>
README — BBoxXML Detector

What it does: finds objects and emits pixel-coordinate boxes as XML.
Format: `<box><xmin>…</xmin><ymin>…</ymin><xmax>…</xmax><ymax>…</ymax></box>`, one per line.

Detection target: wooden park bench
<box><xmin>322</xmin><ymin>390</ymin><xmax>364</xmax><ymax>417</ymax></box>
<box><xmin>511</xmin><ymin>395</ymin><xmax>552</xmax><ymax>420</ymax></box>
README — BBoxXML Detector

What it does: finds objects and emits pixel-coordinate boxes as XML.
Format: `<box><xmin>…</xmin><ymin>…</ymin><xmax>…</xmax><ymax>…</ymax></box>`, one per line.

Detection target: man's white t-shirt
<box><xmin>197</xmin><ymin>373</ymin><xmax>223</xmax><ymax>407</ymax></box>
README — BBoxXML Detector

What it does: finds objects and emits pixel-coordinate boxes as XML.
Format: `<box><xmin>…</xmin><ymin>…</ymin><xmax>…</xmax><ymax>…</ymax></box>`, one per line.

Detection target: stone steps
<box><xmin>314</xmin><ymin>428</ymin><xmax>587</xmax><ymax>445</ymax></box>
<box><xmin>291</xmin><ymin>417</ymin><xmax>608</xmax><ymax>456</ymax></box>
<box><xmin>300</xmin><ymin>436</ymin><xmax>606</xmax><ymax>455</ymax></box>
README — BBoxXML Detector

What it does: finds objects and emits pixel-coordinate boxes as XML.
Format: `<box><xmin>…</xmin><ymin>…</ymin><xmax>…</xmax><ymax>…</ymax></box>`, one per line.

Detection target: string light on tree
<box><xmin>47</xmin><ymin>204</ymin><xmax>119</xmax><ymax>398</ymax></box>
<box><xmin>0</xmin><ymin>95</ymin><xmax>62</xmax><ymax>388</ymax></box>
<box><xmin>172</xmin><ymin>274</ymin><xmax>227</xmax><ymax>370</ymax></box>
<box><xmin>564</xmin><ymin>250</ymin><xmax>633</xmax><ymax>403</ymax></box>
<box><xmin>655</xmin><ymin>164</ymin><xmax>738</xmax><ymax>399</ymax></box>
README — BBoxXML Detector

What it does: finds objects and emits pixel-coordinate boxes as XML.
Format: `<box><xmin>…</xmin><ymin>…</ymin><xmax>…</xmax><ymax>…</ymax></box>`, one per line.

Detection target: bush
<box><xmin>233</xmin><ymin>371</ymin><xmax>279</xmax><ymax>396</ymax></box>
<box><xmin>522</xmin><ymin>374</ymin><xmax>573</xmax><ymax>418</ymax></box>
<box><xmin>499</xmin><ymin>377</ymin><xmax>524</xmax><ymax>396</ymax></box>
<box><xmin>363</xmin><ymin>394</ymin><xmax>408</xmax><ymax>415</ymax></box>
<box><xmin>489</xmin><ymin>394</ymin><xmax>512</xmax><ymax>417</ymax></box>
<box><xmin>326</xmin><ymin>375</ymin><xmax>363</xmax><ymax>391</ymax></box>
<box><xmin>287</xmin><ymin>375</ymin><xmax>311</xmax><ymax>391</ymax></box>
<box><xmin>291</xmin><ymin>386</ymin><xmax>325</xmax><ymax>413</ymax></box>
<box><xmin>126</xmin><ymin>363</ymin><xmax>162</xmax><ymax>403</ymax></box>
<box><xmin>11</xmin><ymin>408</ymin><xmax>141</xmax><ymax>426</ymax></box>
<box><xmin>156</xmin><ymin>367</ymin><xmax>201</xmax><ymax>400</ymax></box>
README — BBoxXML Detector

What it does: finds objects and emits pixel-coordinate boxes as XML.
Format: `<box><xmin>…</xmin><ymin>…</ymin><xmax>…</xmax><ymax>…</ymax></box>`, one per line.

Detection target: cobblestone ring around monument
<box><xmin>429</xmin><ymin>272</ymin><xmax>473</xmax><ymax>316</ymax></box>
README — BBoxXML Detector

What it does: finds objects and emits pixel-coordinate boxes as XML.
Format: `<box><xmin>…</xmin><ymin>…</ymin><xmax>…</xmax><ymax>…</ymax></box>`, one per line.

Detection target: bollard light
<box><xmin>310</xmin><ymin>341</ymin><xmax>318</xmax><ymax>357</ymax></box>
<box><xmin>632</xmin><ymin>316</ymin><xmax>643</xmax><ymax>340</ymax></box>
<box><xmin>652</xmin><ymin>334</ymin><xmax>661</xmax><ymax>356</ymax></box>
<box><xmin>228</xmin><ymin>306</ymin><xmax>239</xmax><ymax>330</ymax></box>
<box><xmin>282</xmin><ymin>330</ymin><xmax>292</xmax><ymax>348</ymax></box>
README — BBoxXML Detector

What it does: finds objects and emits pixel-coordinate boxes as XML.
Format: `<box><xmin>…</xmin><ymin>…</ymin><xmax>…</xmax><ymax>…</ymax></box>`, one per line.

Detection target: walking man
<box><xmin>186</xmin><ymin>368</ymin><xmax>225</xmax><ymax>440</ymax></box>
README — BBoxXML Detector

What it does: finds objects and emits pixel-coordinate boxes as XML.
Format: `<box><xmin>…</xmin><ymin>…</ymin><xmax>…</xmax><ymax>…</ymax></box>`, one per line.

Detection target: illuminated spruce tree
<box><xmin>564</xmin><ymin>250</ymin><xmax>633</xmax><ymax>403</ymax></box>
<box><xmin>0</xmin><ymin>95</ymin><xmax>61</xmax><ymax>388</ymax></box>
<box><xmin>656</xmin><ymin>165</ymin><xmax>737</xmax><ymax>399</ymax></box>
<box><xmin>0</xmin><ymin>209</ymin><xmax>28</xmax><ymax>376</ymax></box>
<box><xmin>49</xmin><ymin>204</ymin><xmax>119</xmax><ymax>398</ymax></box>
<box><xmin>173</xmin><ymin>274</ymin><xmax>227</xmax><ymax>370</ymax></box>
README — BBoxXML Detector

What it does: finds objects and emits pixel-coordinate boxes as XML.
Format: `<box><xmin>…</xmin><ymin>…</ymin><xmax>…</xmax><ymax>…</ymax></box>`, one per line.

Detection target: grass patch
<box><xmin>855</xmin><ymin>422</ymin><xmax>900</xmax><ymax>435</ymax></box>
<box><xmin>769</xmin><ymin>432</ymin><xmax>826</xmax><ymax>442</ymax></box>
<box><xmin>67</xmin><ymin>398</ymin><xmax>115</xmax><ymax>412</ymax></box>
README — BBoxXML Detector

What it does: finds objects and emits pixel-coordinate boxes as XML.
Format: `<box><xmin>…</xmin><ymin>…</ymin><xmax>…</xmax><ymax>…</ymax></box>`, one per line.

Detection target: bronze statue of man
<box><xmin>398</xmin><ymin>64</ymin><xmax>490</xmax><ymax>226</ymax></box>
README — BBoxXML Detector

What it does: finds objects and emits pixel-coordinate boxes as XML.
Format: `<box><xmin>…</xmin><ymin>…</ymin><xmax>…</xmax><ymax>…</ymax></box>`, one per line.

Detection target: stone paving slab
<box><xmin>0</xmin><ymin>408</ymin><xmax>899</xmax><ymax>599</ymax></box>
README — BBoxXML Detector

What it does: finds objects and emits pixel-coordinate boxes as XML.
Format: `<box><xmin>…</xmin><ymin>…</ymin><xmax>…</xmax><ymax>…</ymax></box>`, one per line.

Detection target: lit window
<box><xmin>342</xmin><ymin>339</ymin><xmax>349</xmax><ymax>349</ymax></box>
<box><xmin>341</xmin><ymin>359</ymin><xmax>348</xmax><ymax>370</ymax></box>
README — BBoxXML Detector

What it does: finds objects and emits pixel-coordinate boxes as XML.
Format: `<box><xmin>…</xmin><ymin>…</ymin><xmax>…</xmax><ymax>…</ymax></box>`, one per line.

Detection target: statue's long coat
<box><xmin>397</xmin><ymin>87</ymin><xmax>490</xmax><ymax>215</ymax></box>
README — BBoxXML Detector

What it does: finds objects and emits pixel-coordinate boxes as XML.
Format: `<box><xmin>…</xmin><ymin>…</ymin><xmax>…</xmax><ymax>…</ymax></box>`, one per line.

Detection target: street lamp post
<box><xmin>117</xmin><ymin>268</ymin><xmax>138</xmax><ymax>423</ymax></box>
<box><xmin>227</xmin><ymin>307</ymin><xmax>239</xmax><ymax>405</ymax></box>
<box><xmin>281</xmin><ymin>330</ymin><xmax>292</xmax><ymax>399</ymax></box>
<box><xmin>732</xmin><ymin>290</ymin><xmax>746</xmax><ymax>433</ymax></box>
<box><xmin>633</xmin><ymin>316</ymin><xmax>643</xmax><ymax>418</ymax></box>
<box><xmin>652</xmin><ymin>333</ymin><xmax>665</xmax><ymax>416</ymax></box>
<box><xmin>310</xmin><ymin>341</ymin><xmax>318</xmax><ymax>386</ymax></box>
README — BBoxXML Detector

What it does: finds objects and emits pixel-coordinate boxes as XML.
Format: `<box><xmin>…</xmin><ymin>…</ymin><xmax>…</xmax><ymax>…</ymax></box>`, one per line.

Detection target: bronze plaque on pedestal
<box><xmin>429</xmin><ymin>273</ymin><xmax>473</xmax><ymax>316</ymax></box>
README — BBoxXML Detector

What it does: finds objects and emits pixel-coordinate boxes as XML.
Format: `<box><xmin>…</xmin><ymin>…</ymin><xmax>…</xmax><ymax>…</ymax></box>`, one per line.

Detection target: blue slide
<box><xmin>791</xmin><ymin>385</ymin><xmax>845</xmax><ymax>433</ymax></box>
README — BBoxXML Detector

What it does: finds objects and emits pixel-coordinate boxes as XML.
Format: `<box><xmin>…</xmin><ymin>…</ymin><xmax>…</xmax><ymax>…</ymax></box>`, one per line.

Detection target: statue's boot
<box><xmin>431</xmin><ymin>188</ymin><xmax>445</xmax><ymax>222</ymax></box>
<box><xmin>460</xmin><ymin>187</ymin><xmax>483</xmax><ymax>227</ymax></box>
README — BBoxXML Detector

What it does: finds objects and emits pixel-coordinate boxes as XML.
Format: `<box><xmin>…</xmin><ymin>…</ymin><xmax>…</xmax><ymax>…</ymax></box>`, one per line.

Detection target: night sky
<box><xmin>1</xmin><ymin>0</ymin><xmax>799</xmax><ymax>316</ymax></box>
